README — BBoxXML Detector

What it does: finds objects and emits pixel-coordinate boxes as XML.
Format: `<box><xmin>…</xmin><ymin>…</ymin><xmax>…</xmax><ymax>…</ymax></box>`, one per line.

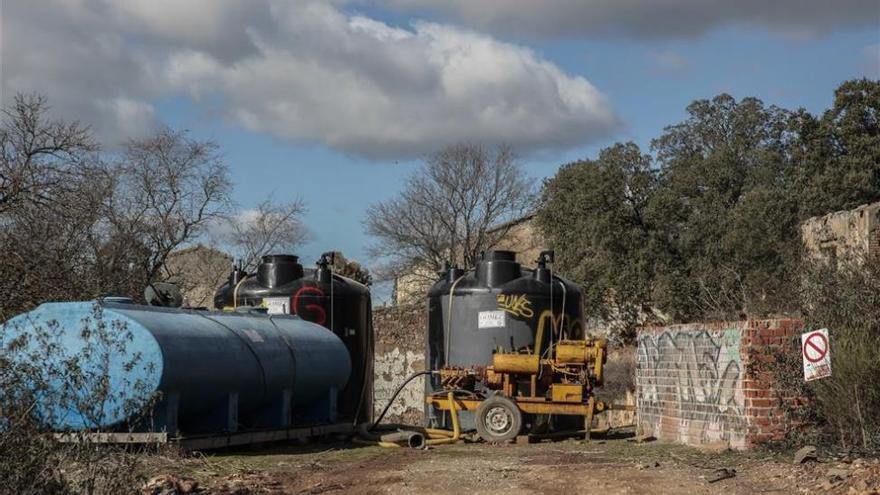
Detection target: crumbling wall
<box><xmin>636</xmin><ymin>319</ymin><xmax>803</xmax><ymax>449</ymax></box>
<box><xmin>372</xmin><ymin>302</ymin><xmax>426</xmax><ymax>424</ymax></box>
<box><xmin>802</xmin><ymin>201</ymin><xmax>880</xmax><ymax>262</ymax></box>
<box><xmin>164</xmin><ymin>244</ymin><xmax>231</xmax><ymax>309</ymax></box>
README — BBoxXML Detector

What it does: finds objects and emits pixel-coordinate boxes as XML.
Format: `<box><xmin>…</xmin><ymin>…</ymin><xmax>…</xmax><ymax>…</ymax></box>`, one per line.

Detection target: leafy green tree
<box><xmin>538</xmin><ymin>87</ymin><xmax>862</xmax><ymax>331</ymax></box>
<box><xmin>536</xmin><ymin>142</ymin><xmax>657</xmax><ymax>339</ymax></box>
<box><xmin>649</xmin><ymin>94</ymin><xmax>800</xmax><ymax>320</ymax></box>
<box><xmin>793</xmin><ymin>78</ymin><xmax>880</xmax><ymax>217</ymax></box>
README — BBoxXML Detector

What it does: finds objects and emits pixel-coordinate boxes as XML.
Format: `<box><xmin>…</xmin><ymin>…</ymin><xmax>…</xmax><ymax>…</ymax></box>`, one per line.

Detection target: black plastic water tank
<box><xmin>214</xmin><ymin>254</ymin><xmax>373</xmax><ymax>424</ymax></box>
<box><xmin>425</xmin><ymin>250</ymin><xmax>584</xmax><ymax>424</ymax></box>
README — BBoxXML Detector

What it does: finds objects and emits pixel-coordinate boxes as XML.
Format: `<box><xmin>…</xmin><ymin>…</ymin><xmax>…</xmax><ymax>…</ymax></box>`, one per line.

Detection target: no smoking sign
<box><xmin>801</xmin><ymin>329</ymin><xmax>832</xmax><ymax>381</ymax></box>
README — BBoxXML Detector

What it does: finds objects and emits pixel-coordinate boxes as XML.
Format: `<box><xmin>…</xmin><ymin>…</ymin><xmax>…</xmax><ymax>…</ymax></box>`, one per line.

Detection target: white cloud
<box><xmin>2</xmin><ymin>0</ymin><xmax>619</xmax><ymax>158</ymax></box>
<box><xmin>375</xmin><ymin>0</ymin><xmax>879</xmax><ymax>39</ymax></box>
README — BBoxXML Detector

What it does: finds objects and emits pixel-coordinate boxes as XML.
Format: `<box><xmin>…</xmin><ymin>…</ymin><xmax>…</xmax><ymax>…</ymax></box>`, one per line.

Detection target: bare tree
<box><xmin>0</xmin><ymin>95</ymin><xmax>233</xmax><ymax>318</ymax></box>
<box><xmin>0</xmin><ymin>95</ymin><xmax>116</xmax><ymax>319</ymax></box>
<box><xmin>0</xmin><ymin>164</ymin><xmax>123</xmax><ymax>319</ymax></box>
<box><xmin>0</xmin><ymin>94</ymin><xmax>97</xmax><ymax>213</ymax></box>
<box><xmin>365</xmin><ymin>143</ymin><xmax>535</xmax><ymax>283</ymax></box>
<box><xmin>107</xmin><ymin>127</ymin><xmax>232</xmax><ymax>281</ymax></box>
<box><xmin>219</xmin><ymin>197</ymin><xmax>309</xmax><ymax>272</ymax></box>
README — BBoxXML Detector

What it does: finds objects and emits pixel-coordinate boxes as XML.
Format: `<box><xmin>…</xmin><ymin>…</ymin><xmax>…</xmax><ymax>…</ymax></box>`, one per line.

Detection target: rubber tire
<box><xmin>475</xmin><ymin>395</ymin><xmax>523</xmax><ymax>443</ymax></box>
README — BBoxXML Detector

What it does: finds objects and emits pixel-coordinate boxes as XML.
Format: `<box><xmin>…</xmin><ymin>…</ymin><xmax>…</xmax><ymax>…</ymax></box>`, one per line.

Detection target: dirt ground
<box><xmin>143</xmin><ymin>432</ymin><xmax>880</xmax><ymax>495</ymax></box>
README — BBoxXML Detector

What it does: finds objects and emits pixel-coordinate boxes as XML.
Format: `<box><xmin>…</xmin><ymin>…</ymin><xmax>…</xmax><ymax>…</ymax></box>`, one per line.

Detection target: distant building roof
<box><xmin>487</xmin><ymin>212</ymin><xmax>536</xmax><ymax>234</ymax></box>
<box><xmin>167</xmin><ymin>244</ymin><xmax>231</xmax><ymax>260</ymax></box>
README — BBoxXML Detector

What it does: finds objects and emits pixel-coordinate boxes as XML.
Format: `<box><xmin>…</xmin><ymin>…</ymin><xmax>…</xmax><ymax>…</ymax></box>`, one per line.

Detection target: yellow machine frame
<box><xmin>428</xmin><ymin>318</ymin><xmax>629</xmax><ymax>441</ymax></box>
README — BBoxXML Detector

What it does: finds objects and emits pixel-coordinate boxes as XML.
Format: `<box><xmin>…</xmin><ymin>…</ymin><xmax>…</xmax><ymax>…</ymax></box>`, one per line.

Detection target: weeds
<box><xmin>0</xmin><ymin>303</ymin><xmax>159</xmax><ymax>494</ymax></box>
<box><xmin>798</xmin><ymin>257</ymin><xmax>880</xmax><ymax>451</ymax></box>
<box><xmin>762</xmin><ymin>256</ymin><xmax>880</xmax><ymax>452</ymax></box>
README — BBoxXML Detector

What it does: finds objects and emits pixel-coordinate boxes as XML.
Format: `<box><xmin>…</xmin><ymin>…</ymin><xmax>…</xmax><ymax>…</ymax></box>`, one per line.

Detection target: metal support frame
<box><xmin>427</xmin><ymin>395</ymin><xmax>633</xmax><ymax>441</ymax></box>
<box><xmin>54</xmin><ymin>423</ymin><xmax>354</xmax><ymax>451</ymax></box>
<box><xmin>427</xmin><ymin>396</ymin><xmax>603</xmax><ymax>416</ymax></box>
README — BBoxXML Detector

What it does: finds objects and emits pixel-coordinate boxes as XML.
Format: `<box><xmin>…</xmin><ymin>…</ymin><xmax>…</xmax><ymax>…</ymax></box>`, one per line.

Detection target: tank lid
<box><xmin>482</xmin><ymin>250</ymin><xmax>516</xmax><ymax>262</ymax></box>
<box><xmin>257</xmin><ymin>254</ymin><xmax>304</xmax><ymax>288</ymax></box>
<box><xmin>476</xmin><ymin>250</ymin><xmax>520</xmax><ymax>286</ymax></box>
<box><xmin>262</xmin><ymin>254</ymin><xmax>299</xmax><ymax>264</ymax></box>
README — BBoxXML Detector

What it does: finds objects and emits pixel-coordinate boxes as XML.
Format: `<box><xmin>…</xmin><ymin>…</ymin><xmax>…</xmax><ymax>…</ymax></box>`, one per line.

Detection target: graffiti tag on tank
<box><xmin>537</xmin><ymin>309</ymin><xmax>581</xmax><ymax>339</ymax></box>
<box><xmin>292</xmin><ymin>285</ymin><xmax>327</xmax><ymax>326</ymax></box>
<box><xmin>496</xmin><ymin>294</ymin><xmax>582</xmax><ymax>338</ymax></box>
<box><xmin>496</xmin><ymin>294</ymin><xmax>534</xmax><ymax>318</ymax></box>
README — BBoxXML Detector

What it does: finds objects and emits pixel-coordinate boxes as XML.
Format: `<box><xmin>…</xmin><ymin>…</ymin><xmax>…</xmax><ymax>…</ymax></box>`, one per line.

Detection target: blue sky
<box><xmin>3</xmin><ymin>1</ymin><xmax>879</xmax><ymax>303</ymax></box>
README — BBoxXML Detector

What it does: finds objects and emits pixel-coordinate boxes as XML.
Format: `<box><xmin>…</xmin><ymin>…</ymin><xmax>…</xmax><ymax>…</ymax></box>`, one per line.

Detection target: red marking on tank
<box><xmin>292</xmin><ymin>286</ymin><xmax>326</xmax><ymax>326</ymax></box>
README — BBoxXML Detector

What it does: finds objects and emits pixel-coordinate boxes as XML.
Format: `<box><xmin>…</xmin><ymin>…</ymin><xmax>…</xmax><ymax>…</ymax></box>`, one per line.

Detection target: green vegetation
<box><xmin>539</xmin><ymin>78</ymin><xmax>880</xmax><ymax>450</ymax></box>
<box><xmin>537</xmin><ymin>78</ymin><xmax>880</xmax><ymax>341</ymax></box>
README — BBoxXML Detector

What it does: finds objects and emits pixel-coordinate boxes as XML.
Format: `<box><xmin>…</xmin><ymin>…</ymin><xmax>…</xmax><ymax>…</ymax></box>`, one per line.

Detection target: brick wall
<box><xmin>636</xmin><ymin>319</ymin><xmax>803</xmax><ymax>449</ymax></box>
<box><xmin>372</xmin><ymin>302</ymin><xmax>426</xmax><ymax>424</ymax></box>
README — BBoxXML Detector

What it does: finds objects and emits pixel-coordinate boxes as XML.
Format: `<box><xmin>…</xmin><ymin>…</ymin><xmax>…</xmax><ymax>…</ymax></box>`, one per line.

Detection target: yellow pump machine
<box><xmin>428</xmin><ymin>325</ymin><xmax>616</xmax><ymax>443</ymax></box>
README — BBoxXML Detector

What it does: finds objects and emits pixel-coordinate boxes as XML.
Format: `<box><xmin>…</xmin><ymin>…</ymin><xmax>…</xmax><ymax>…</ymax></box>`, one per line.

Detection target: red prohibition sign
<box><xmin>803</xmin><ymin>332</ymin><xmax>828</xmax><ymax>363</ymax></box>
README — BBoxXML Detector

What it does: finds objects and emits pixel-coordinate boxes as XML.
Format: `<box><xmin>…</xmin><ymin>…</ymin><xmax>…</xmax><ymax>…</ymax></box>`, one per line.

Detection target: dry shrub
<box><xmin>0</xmin><ymin>304</ymin><xmax>158</xmax><ymax>494</ymax></box>
<box><xmin>765</xmin><ymin>256</ymin><xmax>880</xmax><ymax>452</ymax></box>
<box><xmin>0</xmin><ymin>372</ymin><xmax>149</xmax><ymax>495</ymax></box>
<box><xmin>597</xmin><ymin>346</ymin><xmax>636</xmax><ymax>403</ymax></box>
<box><xmin>799</xmin><ymin>256</ymin><xmax>880</xmax><ymax>451</ymax></box>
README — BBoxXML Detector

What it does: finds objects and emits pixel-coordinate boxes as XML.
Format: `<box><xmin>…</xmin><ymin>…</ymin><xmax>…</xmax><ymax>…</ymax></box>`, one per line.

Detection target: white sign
<box><xmin>263</xmin><ymin>297</ymin><xmax>291</xmax><ymax>315</ymax></box>
<box><xmin>478</xmin><ymin>310</ymin><xmax>506</xmax><ymax>329</ymax></box>
<box><xmin>801</xmin><ymin>328</ymin><xmax>831</xmax><ymax>381</ymax></box>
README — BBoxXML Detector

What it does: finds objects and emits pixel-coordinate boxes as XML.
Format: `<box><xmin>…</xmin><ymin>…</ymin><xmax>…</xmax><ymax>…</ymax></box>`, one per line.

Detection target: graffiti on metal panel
<box><xmin>496</xmin><ymin>293</ymin><xmax>582</xmax><ymax>338</ymax></box>
<box><xmin>637</xmin><ymin>329</ymin><xmax>746</xmax><ymax>447</ymax></box>
<box><xmin>496</xmin><ymin>294</ymin><xmax>534</xmax><ymax>318</ymax></box>
<box><xmin>537</xmin><ymin>309</ymin><xmax>581</xmax><ymax>339</ymax></box>
<box><xmin>292</xmin><ymin>285</ymin><xmax>327</xmax><ymax>326</ymax></box>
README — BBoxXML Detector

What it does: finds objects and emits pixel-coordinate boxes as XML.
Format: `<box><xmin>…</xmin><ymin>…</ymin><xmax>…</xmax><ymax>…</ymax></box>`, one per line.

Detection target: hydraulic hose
<box><xmin>357</xmin><ymin>370</ymin><xmax>461</xmax><ymax>449</ymax></box>
<box><xmin>370</xmin><ymin>370</ymin><xmax>435</xmax><ymax>431</ymax></box>
<box><xmin>358</xmin><ymin>392</ymin><xmax>460</xmax><ymax>448</ymax></box>
<box><xmin>424</xmin><ymin>392</ymin><xmax>459</xmax><ymax>445</ymax></box>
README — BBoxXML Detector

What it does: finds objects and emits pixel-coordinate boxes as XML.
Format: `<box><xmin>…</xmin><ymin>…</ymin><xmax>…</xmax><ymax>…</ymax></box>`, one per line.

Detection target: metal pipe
<box><xmin>444</xmin><ymin>272</ymin><xmax>468</xmax><ymax>366</ymax></box>
<box><xmin>356</xmin><ymin>426</ymin><xmax>427</xmax><ymax>449</ymax></box>
<box><xmin>232</xmin><ymin>273</ymin><xmax>253</xmax><ymax>309</ymax></box>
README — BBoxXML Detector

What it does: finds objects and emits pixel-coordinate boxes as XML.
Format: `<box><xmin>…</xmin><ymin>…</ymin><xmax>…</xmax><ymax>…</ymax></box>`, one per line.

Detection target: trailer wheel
<box><xmin>475</xmin><ymin>395</ymin><xmax>522</xmax><ymax>443</ymax></box>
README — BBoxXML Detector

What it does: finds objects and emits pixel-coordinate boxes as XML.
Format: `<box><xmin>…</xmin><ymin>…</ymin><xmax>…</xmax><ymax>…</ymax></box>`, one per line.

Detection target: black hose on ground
<box><xmin>356</xmin><ymin>370</ymin><xmax>472</xmax><ymax>449</ymax></box>
<box><xmin>369</xmin><ymin>370</ymin><xmax>436</xmax><ymax>431</ymax></box>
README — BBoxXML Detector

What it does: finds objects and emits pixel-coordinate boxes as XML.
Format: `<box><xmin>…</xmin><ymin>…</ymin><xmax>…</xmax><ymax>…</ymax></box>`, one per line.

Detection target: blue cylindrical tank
<box><xmin>2</xmin><ymin>301</ymin><xmax>351</xmax><ymax>432</ymax></box>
